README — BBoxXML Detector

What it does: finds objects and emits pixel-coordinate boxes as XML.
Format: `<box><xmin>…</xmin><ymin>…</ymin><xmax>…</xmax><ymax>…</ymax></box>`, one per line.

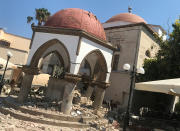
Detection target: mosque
<box><xmin>103</xmin><ymin>8</ymin><xmax>166</xmax><ymax>110</ymax></box>
<box><xmin>1</xmin><ymin>8</ymin><xmax>166</xmax><ymax>113</ymax></box>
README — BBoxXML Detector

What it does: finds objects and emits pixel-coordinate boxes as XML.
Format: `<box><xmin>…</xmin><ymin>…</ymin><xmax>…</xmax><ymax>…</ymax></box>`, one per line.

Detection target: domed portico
<box><xmin>18</xmin><ymin>8</ymin><xmax>116</xmax><ymax>114</ymax></box>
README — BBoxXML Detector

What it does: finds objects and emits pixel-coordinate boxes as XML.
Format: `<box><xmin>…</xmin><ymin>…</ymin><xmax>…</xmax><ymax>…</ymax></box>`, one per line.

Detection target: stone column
<box><xmin>61</xmin><ymin>83</ymin><xmax>76</xmax><ymax>114</ymax></box>
<box><xmin>60</xmin><ymin>73</ymin><xmax>81</xmax><ymax>114</ymax></box>
<box><xmin>46</xmin><ymin>78</ymin><xmax>67</xmax><ymax>101</ymax></box>
<box><xmin>85</xmin><ymin>86</ymin><xmax>94</xmax><ymax>100</ymax></box>
<box><xmin>92</xmin><ymin>87</ymin><xmax>105</xmax><ymax>109</ymax></box>
<box><xmin>18</xmin><ymin>74</ymin><xmax>34</xmax><ymax>103</ymax></box>
<box><xmin>18</xmin><ymin>66</ymin><xmax>39</xmax><ymax>103</ymax></box>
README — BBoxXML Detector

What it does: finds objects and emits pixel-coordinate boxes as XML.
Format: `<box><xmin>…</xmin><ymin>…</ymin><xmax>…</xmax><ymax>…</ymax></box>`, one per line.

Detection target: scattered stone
<box><xmin>71</xmin><ymin>111</ymin><xmax>78</xmax><ymax>116</ymax></box>
<box><xmin>76</xmin><ymin>110</ymin><xmax>82</xmax><ymax>115</ymax></box>
<box><xmin>80</xmin><ymin>97</ymin><xmax>87</xmax><ymax>104</ymax></box>
<box><xmin>0</xmin><ymin>94</ymin><xmax>121</xmax><ymax>131</ymax></box>
<box><xmin>4</xmin><ymin>125</ymin><xmax>15</xmax><ymax>131</ymax></box>
<box><xmin>112</xmin><ymin>120</ymin><xmax>120</xmax><ymax>129</ymax></box>
<box><xmin>7</xmin><ymin>114</ymin><xmax>11</xmax><ymax>118</ymax></box>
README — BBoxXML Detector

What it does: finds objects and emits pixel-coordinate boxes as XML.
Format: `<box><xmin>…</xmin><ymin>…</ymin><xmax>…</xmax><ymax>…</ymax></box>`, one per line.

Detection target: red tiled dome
<box><xmin>45</xmin><ymin>8</ymin><xmax>106</xmax><ymax>41</ymax></box>
<box><xmin>106</xmin><ymin>13</ymin><xmax>147</xmax><ymax>24</ymax></box>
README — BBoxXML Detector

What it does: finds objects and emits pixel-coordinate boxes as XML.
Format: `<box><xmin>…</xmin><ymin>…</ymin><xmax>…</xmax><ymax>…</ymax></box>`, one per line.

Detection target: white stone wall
<box><xmin>73</xmin><ymin>38</ymin><xmax>113</xmax><ymax>82</ymax></box>
<box><xmin>27</xmin><ymin>32</ymin><xmax>113</xmax><ymax>81</ymax></box>
<box><xmin>27</xmin><ymin>32</ymin><xmax>79</xmax><ymax>74</ymax></box>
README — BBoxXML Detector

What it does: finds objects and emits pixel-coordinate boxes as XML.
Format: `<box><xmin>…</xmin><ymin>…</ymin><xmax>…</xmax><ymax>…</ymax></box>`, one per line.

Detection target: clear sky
<box><xmin>0</xmin><ymin>0</ymin><xmax>180</xmax><ymax>38</ymax></box>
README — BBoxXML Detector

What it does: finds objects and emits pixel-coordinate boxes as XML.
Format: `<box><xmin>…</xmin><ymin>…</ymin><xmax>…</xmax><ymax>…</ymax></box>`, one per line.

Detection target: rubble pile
<box><xmin>0</xmin><ymin>111</ymin><xmax>89</xmax><ymax>131</ymax></box>
<box><xmin>0</xmin><ymin>101</ymin><xmax>76</xmax><ymax>131</ymax></box>
<box><xmin>0</xmin><ymin>91</ymin><xmax>122</xmax><ymax>131</ymax></box>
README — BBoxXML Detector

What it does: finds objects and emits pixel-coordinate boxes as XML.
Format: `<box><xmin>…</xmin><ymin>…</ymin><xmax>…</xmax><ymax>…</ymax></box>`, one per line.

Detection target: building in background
<box><xmin>103</xmin><ymin>10</ymin><xmax>166</xmax><ymax>110</ymax></box>
<box><xmin>0</xmin><ymin>28</ymin><xmax>30</xmax><ymax>77</ymax></box>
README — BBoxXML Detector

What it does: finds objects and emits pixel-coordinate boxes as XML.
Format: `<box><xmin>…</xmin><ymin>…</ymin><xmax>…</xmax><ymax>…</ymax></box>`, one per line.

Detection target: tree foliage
<box><xmin>137</xmin><ymin>19</ymin><xmax>180</xmax><ymax>82</ymax></box>
<box><xmin>27</xmin><ymin>8</ymin><xmax>51</xmax><ymax>26</ymax></box>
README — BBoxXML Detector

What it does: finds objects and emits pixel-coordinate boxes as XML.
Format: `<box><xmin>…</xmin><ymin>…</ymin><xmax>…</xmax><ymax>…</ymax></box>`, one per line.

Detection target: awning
<box><xmin>0</xmin><ymin>58</ymin><xmax>17</xmax><ymax>70</ymax></box>
<box><xmin>135</xmin><ymin>78</ymin><xmax>180</xmax><ymax>96</ymax></box>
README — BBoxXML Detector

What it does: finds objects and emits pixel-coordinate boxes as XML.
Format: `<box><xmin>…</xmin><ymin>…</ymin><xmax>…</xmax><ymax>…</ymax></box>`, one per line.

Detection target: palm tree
<box><xmin>35</xmin><ymin>8</ymin><xmax>51</xmax><ymax>26</ymax></box>
<box><xmin>27</xmin><ymin>8</ymin><xmax>51</xmax><ymax>26</ymax></box>
<box><xmin>27</xmin><ymin>16</ymin><xmax>33</xmax><ymax>24</ymax></box>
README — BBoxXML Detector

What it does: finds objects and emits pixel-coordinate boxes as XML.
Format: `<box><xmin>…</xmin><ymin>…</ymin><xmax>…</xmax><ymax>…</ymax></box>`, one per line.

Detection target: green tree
<box><xmin>27</xmin><ymin>8</ymin><xmax>51</xmax><ymax>26</ymax></box>
<box><xmin>137</xmin><ymin>19</ymin><xmax>180</xmax><ymax>82</ymax></box>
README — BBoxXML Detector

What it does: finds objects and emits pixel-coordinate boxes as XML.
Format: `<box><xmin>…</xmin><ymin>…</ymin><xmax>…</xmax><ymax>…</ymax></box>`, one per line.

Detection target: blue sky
<box><xmin>0</xmin><ymin>0</ymin><xmax>180</xmax><ymax>38</ymax></box>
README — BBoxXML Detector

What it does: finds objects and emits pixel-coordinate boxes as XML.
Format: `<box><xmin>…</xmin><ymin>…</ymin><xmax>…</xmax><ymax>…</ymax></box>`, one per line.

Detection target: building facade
<box><xmin>103</xmin><ymin>12</ymin><xmax>165</xmax><ymax>110</ymax></box>
<box><xmin>0</xmin><ymin>29</ymin><xmax>30</xmax><ymax>77</ymax></box>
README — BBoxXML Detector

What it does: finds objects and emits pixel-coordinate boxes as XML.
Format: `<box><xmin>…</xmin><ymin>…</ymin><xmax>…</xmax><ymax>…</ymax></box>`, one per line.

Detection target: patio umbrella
<box><xmin>135</xmin><ymin>78</ymin><xmax>180</xmax><ymax>96</ymax></box>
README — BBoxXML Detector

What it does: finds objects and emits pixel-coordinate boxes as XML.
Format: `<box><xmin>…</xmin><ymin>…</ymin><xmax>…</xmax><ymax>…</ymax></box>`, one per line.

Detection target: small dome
<box><xmin>106</xmin><ymin>13</ymin><xmax>147</xmax><ymax>24</ymax></box>
<box><xmin>45</xmin><ymin>8</ymin><xmax>106</xmax><ymax>41</ymax></box>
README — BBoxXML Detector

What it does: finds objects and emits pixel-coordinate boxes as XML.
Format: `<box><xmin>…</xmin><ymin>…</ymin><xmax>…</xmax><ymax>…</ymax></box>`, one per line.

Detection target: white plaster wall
<box><xmin>27</xmin><ymin>32</ymin><xmax>113</xmax><ymax>78</ymax></box>
<box><xmin>103</xmin><ymin>21</ymin><xmax>133</xmax><ymax>29</ymax></box>
<box><xmin>73</xmin><ymin>37</ymin><xmax>113</xmax><ymax>82</ymax></box>
<box><xmin>27</xmin><ymin>32</ymin><xmax>79</xmax><ymax>73</ymax></box>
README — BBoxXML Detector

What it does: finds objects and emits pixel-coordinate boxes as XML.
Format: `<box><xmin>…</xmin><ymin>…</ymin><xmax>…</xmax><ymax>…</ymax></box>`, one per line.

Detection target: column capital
<box><xmin>22</xmin><ymin>65</ymin><xmax>39</xmax><ymax>75</ymax></box>
<box><xmin>64</xmin><ymin>73</ymin><xmax>82</xmax><ymax>83</ymax></box>
<box><xmin>90</xmin><ymin>80</ymin><xmax>110</xmax><ymax>89</ymax></box>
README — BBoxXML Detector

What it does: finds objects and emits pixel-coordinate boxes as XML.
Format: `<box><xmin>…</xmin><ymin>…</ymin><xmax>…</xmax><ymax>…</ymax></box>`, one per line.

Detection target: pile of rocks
<box><xmin>0</xmin><ymin>92</ymin><xmax>122</xmax><ymax>131</ymax></box>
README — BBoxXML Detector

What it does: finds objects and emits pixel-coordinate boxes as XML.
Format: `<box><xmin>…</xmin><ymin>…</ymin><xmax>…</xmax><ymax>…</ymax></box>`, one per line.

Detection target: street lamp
<box><xmin>0</xmin><ymin>51</ymin><xmax>13</xmax><ymax>94</ymax></box>
<box><xmin>123</xmin><ymin>63</ymin><xmax>145</xmax><ymax>131</ymax></box>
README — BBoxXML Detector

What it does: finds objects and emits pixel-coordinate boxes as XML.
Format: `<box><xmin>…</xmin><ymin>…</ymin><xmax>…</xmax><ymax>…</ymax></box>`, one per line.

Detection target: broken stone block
<box><xmin>5</xmin><ymin>125</ymin><xmax>15</xmax><ymax>131</ymax></box>
<box><xmin>76</xmin><ymin>110</ymin><xmax>82</xmax><ymax>115</ymax></box>
<box><xmin>80</xmin><ymin>97</ymin><xmax>87</xmax><ymax>104</ymax></box>
<box><xmin>71</xmin><ymin>111</ymin><xmax>77</xmax><ymax>116</ymax></box>
<box><xmin>94</xmin><ymin>109</ymin><xmax>104</xmax><ymax>118</ymax></box>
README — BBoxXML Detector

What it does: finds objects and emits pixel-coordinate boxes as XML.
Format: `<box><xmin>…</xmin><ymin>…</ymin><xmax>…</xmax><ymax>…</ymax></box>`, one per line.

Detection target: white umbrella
<box><xmin>0</xmin><ymin>57</ymin><xmax>17</xmax><ymax>70</ymax></box>
<box><xmin>135</xmin><ymin>78</ymin><xmax>180</xmax><ymax>96</ymax></box>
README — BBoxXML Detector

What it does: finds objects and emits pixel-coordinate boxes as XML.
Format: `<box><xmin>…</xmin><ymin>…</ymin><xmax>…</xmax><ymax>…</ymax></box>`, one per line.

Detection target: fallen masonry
<box><xmin>0</xmin><ymin>95</ymin><xmax>121</xmax><ymax>131</ymax></box>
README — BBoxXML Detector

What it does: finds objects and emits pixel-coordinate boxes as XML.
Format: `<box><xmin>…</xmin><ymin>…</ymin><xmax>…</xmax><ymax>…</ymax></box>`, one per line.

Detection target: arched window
<box><xmin>112</xmin><ymin>54</ymin><xmax>120</xmax><ymax>71</ymax></box>
<box><xmin>0</xmin><ymin>40</ymin><xmax>10</xmax><ymax>47</ymax></box>
<box><xmin>145</xmin><ymin>50</ymin><xmax>151</xmax><ymax>58</ymax></box>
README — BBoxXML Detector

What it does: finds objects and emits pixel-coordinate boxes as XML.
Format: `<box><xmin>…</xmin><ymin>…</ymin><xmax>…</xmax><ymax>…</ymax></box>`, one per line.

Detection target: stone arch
<box><xmin>78</xmin><ymin>59</ymin><xmax>92</xmax><ymax>76</ymax></box>
<box><xmin>39</xmin><ymin>51</ymin><xmax>65</xmax><ymax>75</ymax></box>
<box><xmin>30</xmin><ymin>39</ymin><xmax>71</xmax><ymax>72</ymax></box>
<box><xmin>41</xmin><ymin>51</ymin><xmax>65</xmax><ymax>67</ymax></box>
<box><xmin>79</xmin><ymin>49</ymin><xmax>108</xmax><ymax>82</ymax></box>
<box><xmin>18</xmin><ymin>39</ymin><xmax>71</xmax><ymax>103</ymax></box>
